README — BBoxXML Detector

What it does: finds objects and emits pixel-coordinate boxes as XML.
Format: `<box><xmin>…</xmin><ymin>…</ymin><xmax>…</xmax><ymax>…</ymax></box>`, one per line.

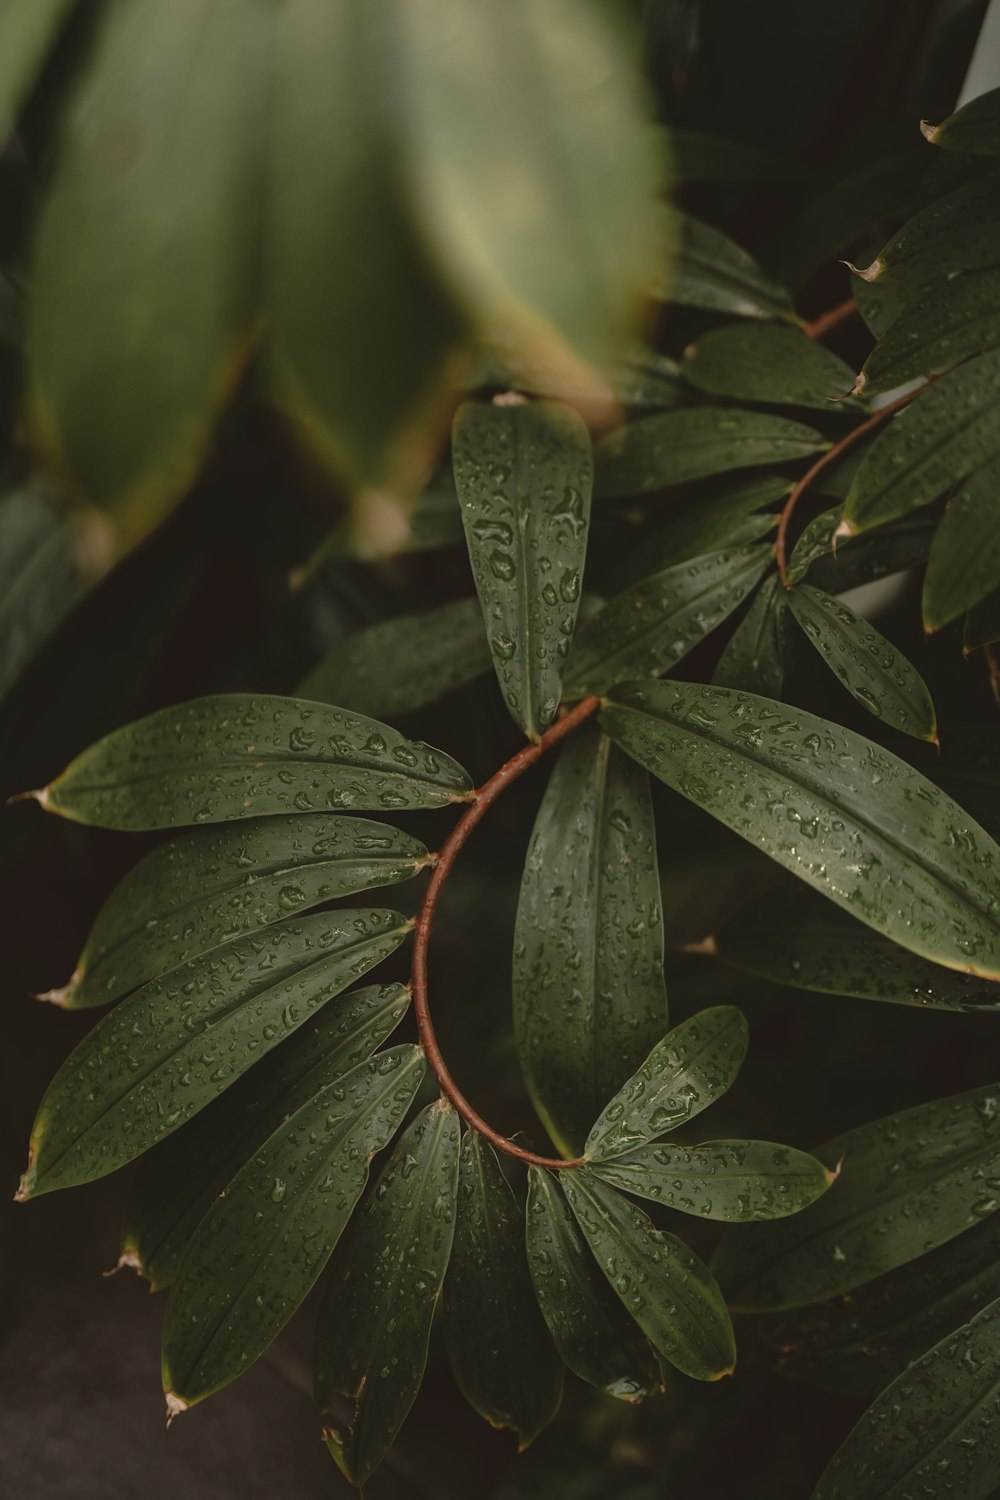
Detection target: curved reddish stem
<box><xmin>412</xmin><ymin>695</ymin><xmax>601</xmax><ymax>1169</ymax></box>
<box><xmin>804</xmin><ymin>298</ymin><xmax>858</xmax><ymax>340</ymax></box>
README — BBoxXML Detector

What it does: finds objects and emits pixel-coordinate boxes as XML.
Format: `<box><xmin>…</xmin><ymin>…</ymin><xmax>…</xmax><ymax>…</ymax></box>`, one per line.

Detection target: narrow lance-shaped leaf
<box><xmin>601</xmin><ymin>681</ymin><xmax>1000</xmax><ymax>980</ymax></box>
<box><xmin>787</xmin><ymin>583</ymin><xmax>937</xmax><ymax>742</ymax></box>
<box><xmin>682</xmin><ymin>324</ymin><xmax>857</xmax><ymax>410</ymax></box>
<box><xmin>857</xmin><ymin>267</ymin><xmax>1000</xmax><ymax>395</ymax></box>
<box><xmin>316</xmin><ymin>1100</ymin><xmax>461</xmax><ymax>1489</ymax></box>
<box><xmin>161</xmin><ymin>1045</ymin><xmax>426</xmax><ymax>1414</ymax></box>
<box><xmin>561</xmin><ymin>1170</ymin><xmax>736</xmax><ymax>1381</ymax></box>
<box><xmin>26</xmin><ymin>693</ymin><xmax>472</xmax><ymax>830</ymax></box>
<box><xmin>922</xmin><ymin>85</ymin><xmax>1000</xmax><ymax>156</ymax></box>
<box><xmin>564</xmin><ymin>546</ymin><xmax>771</xmax><ymax>697</ymax></box>
<box><xmin>712</xmin><ymin>1081</ymin><xmax>1000</xmax><ymax>1310</ymax></box>
<box><xmin>525</xmin><ymin>1167</ymin><xmax>662</xmax><ymax>1402</ymax></box>
<box><xmin>585</xmin><ymin>1007</ymin><xmax>748</xmax><ymax>1162</ymax></box>
<box><xmin>17</xmin><ymin>908</ymin><xmax>410</xmax><ymax>1198</ymax></box>
<box><xmin>61</xmin><ymin>814</ymin><xmax>427</xmax><ymax>1010</ymax></box>
<box><xmin>121</xmin><ymin>983</ymin><xmax>411</xmax><ymax>1290</ymax></box>
<box><xmin>787</xmin><ymin>503</ymin><xmax>937</xmax><ymax>593</ymax></box>
<box><xmin>619</xmin><ymin>475</ymin><xmax>787</xmax><ymax>583</ymax></box>
<box><xmin>923</xmin><ymin>456</ymin><xmax>1000</xmax><ymax>631</ymax></box>
<box><xmin>651</xmin><ymin>212</ymin><xmax>796</xmax><ymax>322</ymax></box>
<box><xmin>0</xmin><ymin>0</ymin><xmax>78</xmax><ymax>130</ymax></box>
<box><xmin>712</xmin><ymin>574</ymin><xmax>789</xmax><ymax>700</ymax></box>
<box><xmin>453</xmin><ymin>400</ymin><xmax>592</xmax><ymax>739</ymax></box>
<box><xmin>444</xmin><ymin>1134</ymin><xmax>563</xmax><ymax>1446</ymax></box>
<box><xmin>590</xmin><ymin>1139</ymin><xmax>834</xmax><ymax>1222</ymax></box>
<box><xmin>513</xmin><ymin>726</ymin><xmax>667</xmax><ymax>1157</ymax></box>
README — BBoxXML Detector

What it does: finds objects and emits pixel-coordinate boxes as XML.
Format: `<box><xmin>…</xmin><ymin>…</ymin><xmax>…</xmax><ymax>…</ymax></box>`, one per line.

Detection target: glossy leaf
<box><xmin>584</xmin><ymin>1007</ymin><xmax>748</xmax><ymax>1162</ymax></box>
<box><xmin>444</xmin><ymin>1134</ymin><xmax>563</xmax><ymax>1445</ymax></box>
<box><xmin>624</xmin><ymin>476</ymin><xmax>787</xmax><ymax>582</ymax></box>
<box><xmin>121</xmin><ymin>983</ymin><xmax>412</xmax><ymax>1290</ymax></box>
<box><xmin>712</xmin><ymin>574</ymin><xmax>788</xmax><ymax>699</ymax></box>
<box><xmin>595</xmin><ymin>409</ymin><xmax>827</xmax><ymax>499</ymax></box>
<box><xmin>561</xmin><ymin>1170</ymin><xmax>736</xmax><ymax>1380</ymax></box>
<box><xmin>591</xmin><ymin>1139</ymin><xmax>834</xmax><ymax>1222</ymax></box>
<box><xmin>564</xmin><ymin>546</ymin><xmax>770</xmax><ymax>696</ymax></box>
<box><xmin>316</xmin><ymin>1100</ymin><xmax>461</xmax><ymax>1489</ymax></box>
<box><xmin>17</xmin><ymin>909</ymin><xmax>410</xmax><ymax>1198</ymax></box>
<box><xmin>513</xmin><ymin>726</ymin><xmax>667</xmax><ymax>1156</ymax></box>
<box><xmin>525</xmin><ymin>1167</ymin><xmax>661</xmax><ymax>1402</ymax></box>
<box><xmin>33</xmin><ymin>693</ymin><xmax>472</xmax><ymax>829</ymax></box>
<box><xmin>0</xmin><ymin>0</ymin><xmax>78</xmax><ymax>130</ymax></box>
<box><xmin>713</xmin><ymin>1082</ymin><xmax>1000</xmax><ymax>1310</ymax></box>
<box><xmin>682</xmin><ymin>324</ymin><xmax>856</xmax><ymax>410</ymax></box>
<box><xmin>923</xmin><ymin>456</ymin><xmax>1000</xmax><ymax>630</ymax></box>
<box><xmin>858</xmin><ymin>267</ymin><xmax>1000</xmax><ymax>395</ymax></box>
<box><xmin>853</xmin><ymin>175</ymin><xmax>1000</xmax><ymax>316</ymax></box>
<box><xmin>161</xmin><ymin>1045</ymin><xmax>426</xmax><ymax>1409</ymax></box>
<box><xmin>787</xmin><ymin>583</ymin><xmax>937</xmax><ymax>741</ymax></box>
<box><xmin>787</xmin><ymin>504</ymin><xmax>937</xmax><ymax>593</ymax></box>
<box><xmin>652</xmin><ymin>213</ymin><xmax>796</xmax><ymax>321</ymax></box>
<box><xmin>601</xmin><ymin>681</ymin><xmax>1000</xmax><ymax>980</ymax></box>
<box><xmin>453</xmin><ymin>400</ymin><xmax>592</xmax><ymax>738</ymax></box>
<box><xmin>298</xmin><ymin>598</ymin><xmax>492</xmax><ymax>721</ymax></box>
<box><xmin>923</xmin><ymin>85</ymin><xmax>1000</xmax><ymax>156</ymax></box>
<box><xmin>63</xmin><ymin>815</ymin><xmax>426</xmax><ymax>1010</ymax></box>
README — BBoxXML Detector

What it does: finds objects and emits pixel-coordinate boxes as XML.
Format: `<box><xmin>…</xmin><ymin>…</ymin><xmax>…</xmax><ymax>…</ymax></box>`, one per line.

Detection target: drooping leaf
<box><xmin>0</xmin><ymin>0</ymin><xmax>78</xmax><ymax>131</ymax></box>
<box><xmin>453</xmin><ymin>400</ymin><xmax>592</xmax><ymax>738</ymax></box>
<box><xmin>620</xmin><ymin>476</ymin><xmax>787</xmax><ymax>583</ymax></box>
<box><xmin>121</xmin><ymin>983</ymin><xmax>412</xmax><ymax>1290</ymax></box>
<box><xmin>713</xmin><ymin>1082</ymin><xmax>1000</xmax><ymax>1310</ymax></box>
<box><xmin>714</xmin><ymin>882</ymin><xmax>1000</xmax><ymax>1012</ymax></box>
<box><xmin>443</xmin><ymin>1134</ymin><xmax>563</xmax><ymax>1445</ymax></box>
<box><xmin>601</xmin><ymin>681</ymin><xmax>1000</xmax><ymax>980</ymax></box>
<box><xmin>595</xmin><ymin>409</ymin><xmax>827</xmax><ymax>499</ymax></box>
<box><xmin>561</xmin><ymin>1170</ymin><xmax>736</xmax><ymax>1380</ymax></box>
<box><xmin>564</xmin><ymin>546</ymin><xmax>770</xmax><ymax>696</ymax></box>
<box><xmin>62</xmin><ymin>814</ymin><xmax>427</xmax><ymax>1010</ymax></box>
<box><xmin>512</xmin><ymin>726</ymin><xmax>667</xmax><ymax>1157</ymax></box>
<box><xmin>923</xmin><ymin>85</ymin><xmax>1000</xmax><ymax>157</ymax></box>
<box><xmin>31</xmin><ymin>693</ymin><xmax>472</xmax><ymax>829</ymax></box>
<box><xmin>787</xmin><ymin>504</ymin><xmax>937</xmax><ymax>593</ymax></box>
<box><xmin>584</xmin><ymin>1007</ymin><xmax>748</xmax><ymax>1163</ymax></box>
<box><xmin>590</xmin><ymin>1140</ymin><xmax>833</xmax><ymax>1222</ymax></box>
<box><xmin>161</xmin><ymin>1045</ymin><xmax>426</xmax><ymax>1411</ymax></box>
<box><xmin>316</xmin><ymin>1100</ymin><xmax>461</xmax><ymax>1489</ymax></box>
<box><xmin>858</xmin><ymin>267</ymin><xmax>1000</xmax><ymax>394</ymax></box>
<box><xmin>923</xmin><ymin>456</ymin><xmax>1000</xmax><ymax>630</ymax></box>
<box><xmin>652</xmin><ymin>213</ymin><xmax>796</xmax><ymax>322</ymax></box>
<box><xmin>712</xmin><ymin>574</ymin><xmax>789</xmax><ymax>699</ymax></box>
<box><xmin>17</xmin><ymin>909</ymin><xmax>410</xmax><ymax>1198</ymax></box>
<box><xmin>681</xmin><ymin>324</ymin><xmax>857</xmax><ymax>411</ymax></box>
<box><xmin>787</xmin><ymin>583</ymin><xmax>937</xmax><ymax>742</ymax></box>
<box><xmin>525</xmin><ymin>1167</ymin><xmax>661</xmax><ymax>1402</ymax></box>
<box><xmin>812</xmin><ymin>1296</ymin><xmax>1000</xmax><ymax>1500</ymax></box>
<box><xmin>298</xmin><ymin>598</ymin><xmax>492</xmax><ymax>721</ymax></box>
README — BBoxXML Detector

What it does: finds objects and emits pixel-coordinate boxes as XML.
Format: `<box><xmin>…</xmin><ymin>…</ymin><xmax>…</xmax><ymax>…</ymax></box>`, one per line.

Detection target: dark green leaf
<box><xmin>33</xmin><ymin>693</ymin><xmax>472</xmax><ymax>829</ymax></box>
<box><xmin>788</xmin><ymin>504</ymin><xmax>936</xmax><ymax>593</ymax></box>
<box><xmin>525</xmin><ymin>1167</ymin><xmax>662</xmax><ymax>1401</ymax></box>
<box><xmin>161</xmin><ymin>1045</ymin><xmax>426</xmax><ymax>1411</ymax></box>
<box><xmin>584</xmin><ymin>1007</ymin><xmax>748</xmax><ymax>1162</ymax></box>
<box><xmin>453</xmin><ymin>400</ymin><xmax>592</xmax><ymax>738</ymax></box>
<box><xmin>652</xmin><ymin>213</ymin><xmax>796</xmax><ymax>322</ymax></box>
<box><xmin>591</xmin><ymin>1139</ymin><xmax>833</xmax><ymax>1222</ymax></box>
<box><xmin>662</xmin><ymin>130</ymin><xmax>786</xmax><ymax>186</ymax></box>
<box><xmin>620</xmin><ymin>476</ymin><xmax>787</xmax><ymax>583</ymax></box>
<box><xmin>682</xmin><ymin>324</ymin><xmax>857</xmax><ymax>411</ymax></box>
<box><xmin>923</xmin><ymin>85</ymin><xmax>1000</xmax><ymax>157</ymax></box>
<box><xmin>564</xmin><ymin>546</ymin><xmax>770</xmax><ymax>696</ymax></box>
<box><xmin>0</xmin><ymin>0</ymin><xmax>78</xmax><ymax>130</ymax></box>
<box><xmin>601</xmin><ymin>681</ymin><xmax>1000</xmax><ymax>979</ymax></box>
<box><xmin>923</xmin><ymin>457</ymin><xmax>1000</xmax><ymax>630</ymax></box>
<box><xmin>316</xmin><ymin>1100</ymin><xmax>461</xmax><ymax>1489</ymax></box>
<box><xmin>858</xmin><ymin>267</ymin><xmax>1000</xmax><ymax>395</ymax></box>
<box><xmin>444</xmin><ymin>1134</ymin><xmax>563</xmax><ymax>1445</ymax></box>
<box><xmin>965</xmin><ymin>588</ymin><xmax>1000</xmax><ymax>650</ymax></box>
<box><xmin>18</xmin><ymin>908</ymin><xmax>410</xmax><ymax>1198</ymax></box>
<box><xmin>513</xmin><ymin>726</ymin><xmax>667</xmax><ymax>1156</ymax></box>
<box><xmin>712</xmin><ymin>574</ymin><xmax>789</xmax><ymax>699</ymax></box>
<box><xmin>561</xmin><ymin>1170</ymin><xmax>736</xmax><ymax>1380</ymax></box>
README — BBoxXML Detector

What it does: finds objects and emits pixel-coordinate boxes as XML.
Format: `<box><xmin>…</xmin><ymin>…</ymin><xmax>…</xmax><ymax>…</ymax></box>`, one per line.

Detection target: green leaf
<box><xmin>595</xmin><ymin>409</ymin><xmax>827</xmax><ymax>499</ymax></box>
<box><xmin>316</xmin><ymin>1100</ymin><xmax>461</xmax><ymax>1489</ymax></box>
<box><xmin>712</xmin><ymin>574</ymin><xmax>789</xmax><ymax>699</ymax></box>
<box><xmin>923</xmin><ymin>86</ymin><xmax>1000</xmax><ymax>157</ymax></box>
<box><xmin>33</xmin><ymin>693</ymin><xmax>472</xmax><ymax>830</ymax></box>
<box><xmin>0</xmin><ymin>0</ymin><xmax>77</xmax><ymax>133</ymax></box>
<box><xmin>62</xmin><ymin>814</ymin><xmax>426</xmax><ymax>1011</ymax></box>
<box><xmin>787</xmin><ymin>583</ymin><xmax>937</xmax><ymax>742</ymax></box>
<box><xmin>443</xmin><ymin>1134</ymin><xmax>563</xmax><ymax>1445</ymax></box>
<box><xmin>714</xmin><ymin>882</ymin><xmax>1000</xmax><ymax>1012</ymax></box>
<box><xmin>787</xmin><ymin>504</ymin><xmax>936</xmax><ymax>593</ymax></box>
<box><xmin>18</xmin><ymin>909</ymin><xmax>410</xmax><ymax>1198</ymax></box>
<box><xmin>584</xmin><ymin>1007</ymin><xmax>748</xmax><ymax>1162</ymax></box>
<box><xmin>27</xmin><ymin>0</ymin><xmax>266</xmax><ymax>538</ymax></box>
<box><xmin>298</xmin><ymin>599</ymin><xmax>492</xmax><ymax>721</ymax></box>
<box><xmin>453</xmin><ymin>400</ymin><xmax>592</xmax><ymax>738</ymax></box>
<box><xmin>601</xmin><ymin>681</ymin><xmax>1000</xmax><ymax>980</ymax></box>
<box><xmin>561</xmin><ymin>1170</ymin><xmax>736</xmax><ymax>1380</ymax></box>
<box><xmin>652</xmin><ymin>213</ymin><xmax>796</xmax><ymax>321</ymax></box>
<box><xmin>844</xmin><ymin>353</ymin><xmax>1000</xmax><ymax>534</ymax></box>
<box><xmin>564</xmin><ymin>546</ymin><xmax>771</xmax><ymax>696</ymax></box>
<box><xmin>662</xmin><ymin>129</ymin><xmax>786</xmax><ymax>186</ymax></box>
<box><xmin>923</xmin><ymin>457</ymin><xmax>1000</xmax><ymax>630</ymax></box>
<box><xmin>482</xmin><ymin>340</ymin><xmax>686</xmax><ymax>412</ymax></box>
<box><xmin>858</xmin><ymin>267</ymin><xmax>1000</xmax><ymax>395</ymax></box>
<box><xmin>682</xmin><ymin>324</ymin><xmax>857</xmax><ymax>411</ymax></box>
<box><xmin>590</xmin><ymin>1139</ymin><xmax>834</xmax><ymax>1222</ymax></box>
<box><xmin>622</xmin><ymin>476</ymin><xmax>788</xmax><ymax>582</ymax></box>
<box><xmin>161</xmin><ymin>1045</ymin><xmax>426</xmax><ymax>1410</ymax></box>
<box><xmin>712</xmin><ymin>1081</ymin><xmax>1000</xmax><ymax>1310</ymax></box>
<box><xmin>965</xmin><ymin>587</ymin><xmax>1000</xmax><ymax>651</ymax></box>
<box><xmin>121</xmin><ymin>983</ymin><xmax>412</xmax><ymax>1290</ymax></box>
<box><xmin>812</xmin><ymin>1296</ymin><xmax>1000</xmax><ymax>1500</ymax></box>
<box><xmin>299</xmin><ymin>470</ymin><xmax>464</xmax><ymax>570</ymax></box>
<box><xmin>512</xmin><ymin>726</ymin><xmax>667</xmax><ymax>1156</ymax></box>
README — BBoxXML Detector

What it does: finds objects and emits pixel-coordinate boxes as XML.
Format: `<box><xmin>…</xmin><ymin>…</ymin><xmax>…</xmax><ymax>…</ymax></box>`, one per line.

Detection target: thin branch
<box><xmin>411</xmin><ymin>694</ymin><xmax>602</xmax><ymax>1169</ymax></box>
<box><xmin>804</xmin><ymin>297</ymin><xmax>858</xmax><ymax>341</ymax></box>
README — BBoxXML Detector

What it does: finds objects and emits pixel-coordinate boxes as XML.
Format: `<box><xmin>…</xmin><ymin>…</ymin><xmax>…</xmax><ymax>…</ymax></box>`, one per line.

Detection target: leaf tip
<box><xmin>840</xmin><ymin>258</ymin><xmax>881</xmax><ymax>283</ymax></box>
<box><xmin>164</xmin><ymin>1391</ymin><xmax>189</xmax><ymax>1429</ymax></box>
<box><xmin>850</xmin><ymin>372</ymin><xmax>866</xmax><ymax>398</ymax></box>
<box><xmin>33</xmin><ymin>968</ymin><xmax>83</xmax><ymax>1008</ymax></box>
<box><xmin>103</xmin><ymin>1247</ymin><xmax>145</xmax><ymax>1280</ymax></box>
<box><xmin>919</xmin><ymin>118</ymin><xmax>940</xmax><ymax>144</ymax></box>
<box><xmin>14</xmin><ymin>1147</ymin><xmax>36</xmax><ymax>1203</ymax></box>
<box><xmin>6</xmin><ymin>785</ymin><xmax>51</xmax><ymax>812</ymax></box>
<box><xmin>680</xmin><ymin>935</ymin><xmax>718</xmax><ymax>956</ymax></box>
<box><xmin>832</xmin><ymin>519</ymin><xmax>855</xmax><ymax>552</ymax></box>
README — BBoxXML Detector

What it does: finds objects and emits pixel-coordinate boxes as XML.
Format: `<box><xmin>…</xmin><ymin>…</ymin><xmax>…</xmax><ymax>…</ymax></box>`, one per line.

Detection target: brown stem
<box><xmin>804</xmin><ymin>298</ymin><xmax>858</xmax><ymax>340</ymax></box>
<box><xmin>411</xmin><ymin>694</ymin><xmax>601</xmax><ymax>1169</ymax></box>
<box><xmin>774</xmin><ymin>383</ymin><xmax>929</xmax><ymax>588</ymax></box>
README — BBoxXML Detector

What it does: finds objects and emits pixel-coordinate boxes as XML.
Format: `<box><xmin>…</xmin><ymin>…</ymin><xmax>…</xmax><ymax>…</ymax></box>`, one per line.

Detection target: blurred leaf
<box><xmin>662</xmin><ymin>129</ymin><xmax>787</xmax><ymax>185</ymax></box>
<box><xmin>0</xmin><ymin>0</ymin><xmax>79</xmax><ymax>133</ymax></box>
<box><xmin>652</xmin><ymin>213</ymin><xmax>796</xmax><ymax>321</ymax></box>
<box><xmin>859</xmin><ymin>267</ymin><xmax>1000</xmax><ymax>395</ymax></box>
<box><xmin>595</xmin><ymin>409</ymin><xmax>827</xmax><ymax>498</ymax></box>
<box><xmin>712</xmin><ymin>574</ymin><xmax>788</xmax><ymax>699</ymax></box>
<box><xmin>482</xmin><ymin>339</ymin><xmax>686</xmax><ymax>411</ymax></box>
<box><xmin>619</xmin><ymin>475</ymin><xmax>787</xmax><ymax>583</ymax></box>
<box><xmin>923</xmin><ymin>456</ymin><xmax>1000</xmax><ymax>630</ymax></box>
<box><xmin>924</xmin><ymin>85</ymin><xmax>1000</xmax><ymax>157</ymax></box>
<box><xmin>682</xmin><ymin>324</ymin><xmax>857</xmax><ymax>410</ymax></box>
<box><xmin>591</xmin><ymin>1139</ymin><xmax>833</xmax><ymax>1223</ymax></box>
